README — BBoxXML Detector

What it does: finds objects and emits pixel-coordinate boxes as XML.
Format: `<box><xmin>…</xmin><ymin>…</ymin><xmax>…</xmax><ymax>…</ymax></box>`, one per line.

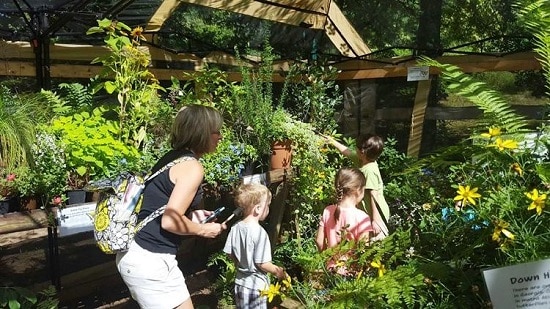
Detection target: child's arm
<box><xmin>257</xmin><ymin>262</ymin><xmax>287</xmax><ymax>280</ymax></box>
<box><xmin>315</xmin><ymin>225</ymin><xmax>326</xmax><ymax>252</ymax></box>
<box><xmin>368</xmin><ymin>190</ymin><xmax>388</xmax><ymax>236</ymax></box>
<box><xmin>322</xmin><ymin>134</ymin><xmax>353</xmax><ymax>157</ymax></box>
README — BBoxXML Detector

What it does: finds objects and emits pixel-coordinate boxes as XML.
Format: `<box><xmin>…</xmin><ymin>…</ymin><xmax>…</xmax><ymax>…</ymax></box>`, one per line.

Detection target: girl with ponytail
<box><xmin>316</xmin><ymin>167</ymin><xmax>373</xmax><ymax>252</ymax></box>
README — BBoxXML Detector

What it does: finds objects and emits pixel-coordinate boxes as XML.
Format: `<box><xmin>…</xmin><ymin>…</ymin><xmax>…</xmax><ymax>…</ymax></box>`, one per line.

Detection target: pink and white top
<box><xmin>319</xmin><ymin>204</ymin><xmax>373</xmax><ymax>248</ymax></box>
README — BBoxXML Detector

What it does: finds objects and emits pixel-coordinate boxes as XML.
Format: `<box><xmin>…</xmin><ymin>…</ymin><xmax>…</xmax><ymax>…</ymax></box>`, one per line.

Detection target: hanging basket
<box><xmin>270</xmin><ymin>140</ymin><xmax>293</xmax><ymax>170</ymax></box>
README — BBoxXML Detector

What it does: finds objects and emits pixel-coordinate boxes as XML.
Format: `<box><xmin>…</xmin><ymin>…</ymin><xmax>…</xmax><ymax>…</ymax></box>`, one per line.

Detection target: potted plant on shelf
<box><xmin>0</xmin><ymin>171</ymin><xmax>18</xmax><ymax>213</ymax></box>
<box><xmin>12</xmin><ymin>166</ymin><xmax>40</xmax><ymax>211</ymax></box>
<box><xmin>266</xmin><ymin>107</ymin><xmax>294</xmax><ymax>170</ymax></box>
<box><xmin>31</xmin><ymin>132</ymin><xmax>68</xmax><ymax>209</ymax></box>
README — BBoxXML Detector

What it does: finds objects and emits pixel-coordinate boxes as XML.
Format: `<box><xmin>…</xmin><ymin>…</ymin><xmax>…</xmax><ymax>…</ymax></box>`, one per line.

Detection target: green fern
<box><xmin>40</xmin><ymin>89</ymin><xmax>71</xmax><ymax>115</ymax></box>
<box><xmin>517</xmin><ymin>0</ymin><xmax>550</xmax><ymax>96</ymax></box>
<box><xmin>418</xmin><ymin>57</ymin><xmax>529</xmax><ymax>133</ymax></box>
<box><xmin>58</xmin><ymin>83</ymin><xmax>93</xmax><ymax>108</ymax></box>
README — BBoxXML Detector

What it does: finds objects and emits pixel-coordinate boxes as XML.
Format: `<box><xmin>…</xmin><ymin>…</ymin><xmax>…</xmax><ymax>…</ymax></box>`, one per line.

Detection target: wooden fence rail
<box><xmin>375</xmin><ymin>105</ymin><xmax>546</xmax><ymax>121</ymax></box>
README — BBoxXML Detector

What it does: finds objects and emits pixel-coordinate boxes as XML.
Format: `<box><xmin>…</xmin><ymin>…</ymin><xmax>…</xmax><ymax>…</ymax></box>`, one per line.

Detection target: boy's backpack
<box><xmin>93</xmin><ymin>156</ymin><xmax>195</xmax><ymax>254</ymax></box>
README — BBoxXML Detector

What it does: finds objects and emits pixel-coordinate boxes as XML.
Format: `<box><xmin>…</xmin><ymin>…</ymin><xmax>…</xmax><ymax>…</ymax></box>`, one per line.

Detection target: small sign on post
<box><xmin>407</xmin><ymin>66</ymin><xmax>430</xmax><ymax>81</ymax></box>
<box><xmin>482</xmin><ymin>258</ymin><xmax>550</xmax><ymax>309</ymax></box>
<box><xmin>56</xmin><ymin>202</ymin><xmax>96</xmax><ymax>236</ymax></box>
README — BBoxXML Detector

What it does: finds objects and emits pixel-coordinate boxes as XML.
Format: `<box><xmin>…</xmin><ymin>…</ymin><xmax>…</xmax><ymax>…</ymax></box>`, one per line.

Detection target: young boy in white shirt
<box><xmin>223</xmin><ymin>183</ymin><xmax>287</xmax><ymax>308</ymax></box>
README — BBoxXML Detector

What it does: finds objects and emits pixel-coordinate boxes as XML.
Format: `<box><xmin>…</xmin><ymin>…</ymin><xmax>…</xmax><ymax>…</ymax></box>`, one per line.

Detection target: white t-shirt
<box><xmin>223</xmin><ymin>221</ymin><xmax>272</xmax><ymax>290</ymax></box>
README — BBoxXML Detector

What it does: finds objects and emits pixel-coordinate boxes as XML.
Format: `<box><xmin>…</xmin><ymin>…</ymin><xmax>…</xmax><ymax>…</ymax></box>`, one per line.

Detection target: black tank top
<box><xmin>134</xmin><ymin>150</ymin><xmax>202</xmax><ymax>254</ymax></box>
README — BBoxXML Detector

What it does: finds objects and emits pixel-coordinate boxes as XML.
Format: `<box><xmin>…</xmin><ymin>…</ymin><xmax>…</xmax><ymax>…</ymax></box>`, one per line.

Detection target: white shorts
<box><xmin>116</xmin><ymin>242</ymin><xmax>190</xmax><ymax>309</ymax></box>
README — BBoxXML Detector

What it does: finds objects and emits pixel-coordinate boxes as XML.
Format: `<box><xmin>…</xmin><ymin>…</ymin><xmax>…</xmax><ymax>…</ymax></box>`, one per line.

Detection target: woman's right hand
<box><xmin>200</xmin><ymin>222</ymin><xmax>227</xmax><ymax>238</ymax></box>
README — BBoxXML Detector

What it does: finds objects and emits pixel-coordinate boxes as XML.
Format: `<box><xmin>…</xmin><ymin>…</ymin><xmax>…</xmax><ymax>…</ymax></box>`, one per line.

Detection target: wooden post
<box><xmin>242</xmin><ymin>168</ymin><xmax>292</xmax><ymax>251</ymax></box>
<box><xmin>407</xmin><ymin>79</ymin><xmax>432</xmax><ymax>158</ymax></box>
<box><xmin>267</xmin><ymin>175</ymin><xmax>290</xmax><ymax>251</ymax></box>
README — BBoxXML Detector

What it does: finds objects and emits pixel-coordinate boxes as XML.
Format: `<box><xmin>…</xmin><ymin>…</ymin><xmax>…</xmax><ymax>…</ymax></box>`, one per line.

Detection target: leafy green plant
<box><xmin>207</xmin><ymin>252</ymin><xmax>236</xmax><ymax>307</ymax></box>
<box><xmin>362</xmin><ymin>3</ymin><xmax>550</xmax><ymax>306</ymax></box>
<box><xmin>0</xmin><ymin>86</ymin><xmax>38</xmax><ymax>170</ymax></box>
<box><xmin>0</xmin><ymin>285</ymin><xmax>58</xmax><ymax>309</ymax></box>
<box><xmin>40</xmin><ymin>83</ymin><xmax>94</xmax><ymax>117</ymax></box>
<box><xmin>290</xmin><ymin>231</ymin><xmax>427</xmax><ymax>308</ymax></box>
<box><xmin>87</xmin><ymin>18</ymin><xmax>166</xmax><ymax>148</ymax></box>
<box><xmin>30</xmin><ymin>132</ymin><xmax>67</xmax><ymax>203</ymax></box>
<box><xmin>200</xmin><ymin>128</ymin><xmax>257</xmax><ymax>193</ymax></box>
<box><xmin>280</xmin><ymin>62</ymin><xmax>342</xmax><ymax>131</ymax></box>
<box><xmin>0</xmin><ymin>171</ymin><xmax>16</xmax><ymax>200</ymax></box>
<box><xmin>46</xmin><ymin>107</ymin><xmax>142</xmax><ymax>184</ymax></box>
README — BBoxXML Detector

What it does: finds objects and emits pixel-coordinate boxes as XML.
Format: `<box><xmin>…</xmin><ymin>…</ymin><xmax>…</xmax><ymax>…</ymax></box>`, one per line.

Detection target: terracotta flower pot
<box><xmin>270</xmin><ymin>140</ymin><xmax>293</xmax><ymax>170</ymax></box>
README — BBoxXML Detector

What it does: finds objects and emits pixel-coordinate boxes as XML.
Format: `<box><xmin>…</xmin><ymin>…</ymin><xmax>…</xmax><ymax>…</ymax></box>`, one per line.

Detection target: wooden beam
<box><xmin>375</xmin><ymin>105</ymin><xmax>546</xmax><ymax>121</ymax></box>
<box><xmin>0</xmin><ymin>40</ymin><xmax>542</xmax><ymax>80</ymax></box>
<box><xmin>407</xmin><ymin>79</ymin><xmax>431</xmax><ymax>158</ymax></box>
<box><xmin>325</xmin><ymin>0</ymin><xmax>371</xmax><ymax>57</ymax></box>
<box><xmin>178</xmin><ymin>0</ymin><xmax>329</xmax><ymax>30</ymax></box>
<box><xmin>0</xmin><ymin>210</ymin><xmax>50</xmax><ymax>234</ymax></box>
<box><xmin>336</xmin><ymin>52</ymin><xmax>542</xmax><ymax>78</ymax></box>
<box><xmin>0</xmin><ymin>61</ymin><xmax>288</xmax><ymax>82</ymax></box>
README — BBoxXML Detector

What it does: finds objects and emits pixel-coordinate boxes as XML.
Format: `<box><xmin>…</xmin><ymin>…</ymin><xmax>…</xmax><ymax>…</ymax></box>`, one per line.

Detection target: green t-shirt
<box><xmin>350</xmin><ymin>151</ymin><xmax>390</xmax><ymax>221</ymax></box>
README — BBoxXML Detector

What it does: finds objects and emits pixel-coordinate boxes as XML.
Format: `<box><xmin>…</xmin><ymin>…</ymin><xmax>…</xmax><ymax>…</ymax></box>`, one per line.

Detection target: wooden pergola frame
<box><xmin>0</xmin><ymin>0</ymin><xmax>544</xmax><ymax>157</ymax></box>
<box><xmin>0</xmin><ymin>40</ymin><xmax>539</xmax><ymax>80</ymax></box>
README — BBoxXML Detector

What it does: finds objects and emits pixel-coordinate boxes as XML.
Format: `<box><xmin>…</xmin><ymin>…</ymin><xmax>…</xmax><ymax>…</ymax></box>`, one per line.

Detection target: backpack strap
<box><xmin>135</xmin><ymin>155</ymin><xmax>196</xmax><ymax>232</ymax></box>
<box><xmin>144</xmin><ymin>155</ymin><xmax>195</xmax><ymax>182</ymax></box>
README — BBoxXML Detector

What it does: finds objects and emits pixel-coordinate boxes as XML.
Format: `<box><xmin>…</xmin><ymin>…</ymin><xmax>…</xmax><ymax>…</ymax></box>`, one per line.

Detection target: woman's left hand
<box><xmin>190</xmin><ymin>209</ymin><xmax>213</xmax><ymax>223</ymax></box>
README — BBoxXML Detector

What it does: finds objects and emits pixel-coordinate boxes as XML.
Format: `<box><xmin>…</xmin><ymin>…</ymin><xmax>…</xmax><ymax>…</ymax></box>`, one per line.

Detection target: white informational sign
<box><xmin>242</xmin><ymin>173</ymin><xmax>267</xmax><ymax>185</ymax></box>
<box><xmin>482</xmin><ymin>259</ymin><xmax>550</xmax><ymax>309</ymax></box>
<box><xmin>56</xmin><ymin>202</ymin><xmax>96</xmax><ymax>236</ymax></box>
<box><xmin>407</xmin><ymin>66</ymin><xmax>430</xmax><ymax>81</ymax></box>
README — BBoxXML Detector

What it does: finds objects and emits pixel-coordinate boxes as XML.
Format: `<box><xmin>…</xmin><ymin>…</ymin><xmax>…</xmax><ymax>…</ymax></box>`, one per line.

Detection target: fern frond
<box><xmin>419</xmin><ymin>57</ymin><xmax>529</xmax><ymax>133</ymax></box>
<box><xmin>59</xmin><ymin>82</ymin><xmax>93</xmax><ymax>107</ymax></box>
<box><xmin>517</xmin><ymin>0</ymin><xmax>550</xmax><ymax>98</ymax></box>
<box><xmin>40</xmin><ymin>89</ymin><xmax>71</xmax><ymax>115</ymax></box>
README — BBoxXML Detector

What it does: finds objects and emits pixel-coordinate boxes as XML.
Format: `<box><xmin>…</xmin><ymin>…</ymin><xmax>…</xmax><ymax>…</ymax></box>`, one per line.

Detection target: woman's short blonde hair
<box><xmin>171</xmin><ymin>104</ymin><xmax>222</xmax><ymax>154</ymax></box>
<box><xmin>234</xmin><ymin>183</ymin><xmax>272</xmax><ymax>215</ymax></box>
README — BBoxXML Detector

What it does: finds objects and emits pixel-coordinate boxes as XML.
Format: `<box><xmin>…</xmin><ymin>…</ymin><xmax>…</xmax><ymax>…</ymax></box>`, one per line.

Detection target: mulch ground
<box><xmin>0</xmin><ymin>228</ymin><xmax>222</xmax><ymax>308</ymax></box>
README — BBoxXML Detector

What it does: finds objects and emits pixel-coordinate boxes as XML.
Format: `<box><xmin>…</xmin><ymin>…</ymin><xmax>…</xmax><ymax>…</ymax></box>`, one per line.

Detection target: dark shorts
<box><xmin>234</xmin><ymin>284</ymin><xmax>267</xmax><ymax>309</ymax></box>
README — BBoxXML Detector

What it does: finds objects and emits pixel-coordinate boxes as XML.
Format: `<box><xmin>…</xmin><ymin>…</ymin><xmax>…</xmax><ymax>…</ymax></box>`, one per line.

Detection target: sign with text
<box><xmin>483</xmin><ymin>259</ymin><xmax>550</xmax><ymax>309</ymax></box>
<box><xmin>407</xmin><ymin>66</ymin><xmax>429</xmax><ymax>81</ymax></box>
<box><xmin>56</xmin><ymin>202</ymin><xmax>96</xmax><ymax>236</ymax></box>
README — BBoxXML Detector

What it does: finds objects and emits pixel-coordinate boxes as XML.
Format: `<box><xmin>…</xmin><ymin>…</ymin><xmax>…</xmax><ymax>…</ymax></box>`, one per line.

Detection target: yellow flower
<box><xmin>260</xmin><ymin>282</ymin><xmax>281</xmax><ymax>303</ymax></box>
<box><xmin>490</xmin><ymin>138</ymin><xmax>518</xmax><ymax>151</ymax></box>
<box><xmin>370</xmin><ymin>260</ymin><xmax>386</xmax><ymax>277</ymax></box>
<box><xmin>525</xmin><ymin>189</ymin><xmax>547</xmax><ymax>216</ymax></box>
<box><xmin>511</xmin><ymin>163</ymin><xmax>523</xmax><ymax>176</ymax></box>
<box><xmin>130</xmin><ymin>26</ymin><xmax>146</xmax><ymax>41</ymax></box>
<box><xmin>422</xmin><ymin>203</ymin><xmax>432</xmax><ymax>211</ymax></box>
<box><xmin>282</xmin><ymin>275</ymin><xmax>292</xmax><ymax>289</ymax></box>
<box><xmin>453</xmin><ymin>185</ymin><xmax>481</xmax><ymax>206</ymax></box>
<box><xmin>492</xmin><ymin>219</ymin><xmax>515</xmax><ymax>242</ymax></box>
<box><xmin>480</xmin><ymin>127</ymin><xmax>502</xmax><ymax>139</ymax></box>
